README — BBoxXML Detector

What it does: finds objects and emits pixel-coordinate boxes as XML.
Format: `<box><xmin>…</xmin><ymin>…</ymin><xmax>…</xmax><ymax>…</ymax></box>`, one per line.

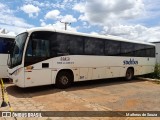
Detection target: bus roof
<box><xmin>0</xmin><ymin>34</ymin><xmax>15</xmax><ymax>39</ymax></box>
<box><xmin>24</xmin><ymin>27</ymin><xmax>155</xmax><ymax>46</ymax></box>
<box><xmin>151</xmin><ymin>41</ymin><xmax>160</xmax><ymax>44</ymax></box>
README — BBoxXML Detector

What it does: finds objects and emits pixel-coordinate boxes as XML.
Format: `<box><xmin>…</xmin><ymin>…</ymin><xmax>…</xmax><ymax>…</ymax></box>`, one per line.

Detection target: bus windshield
<box><xmin>9</xmin><ymin>32</ymin><xmax>28</xmax><ymax>68</ymax></box>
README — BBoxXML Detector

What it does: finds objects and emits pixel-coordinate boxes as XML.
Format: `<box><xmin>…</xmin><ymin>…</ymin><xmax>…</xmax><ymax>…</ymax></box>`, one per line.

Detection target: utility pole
<box><xmin>60</xmin><ymin>21</ymin><xmax>71</xmax><ymax>30</ymax></box>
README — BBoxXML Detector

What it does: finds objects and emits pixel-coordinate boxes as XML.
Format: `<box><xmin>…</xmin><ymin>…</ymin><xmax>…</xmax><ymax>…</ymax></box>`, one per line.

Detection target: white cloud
<box><xmin>44</xmin><ymin>10</ymin><xmax>77</xmax><ymax>24</ymax></box>
<box><xmin>0</xmin><ymin>2</ymin><xmax>5</xmax><ymax>9</ymax></box>
<box><xmin>7</xmin><ymin>31</ymin><xmax>16</xmax><ymax>36</ymax></box>
<box><xmin>73</xmin><ymin>3</ymin><xmax>85</xmax><ymax>13</ymax></box>
<box><xmin>45</xmin><ymin>10</ymin><xmax>61</xmax><ymax>20</ymax></box>
<box><xmin>25</xmin><ymin>0</ymin><xmax>46</xmax><ymax>7</ymax></box>
<box><xmin>0</xmin><ymin>24</ymin><xmax>29</xmax><ymax>35</ymax></box>
<box><xmin>61</xmin><ymin>15</ymin><xmax>77</xmax><ymax>23</ymax></box>
<box><xmin>81</xmin><ymin>22</ymin><xmax>90</xmax><ymax>29</ymax></box>
<box><xmin>21</xmin><ymin>4</ymin><xmax>40</xmax><ymax>18</ymax></box>
<box><xmin>72</xmin><ymin>0</ymin><xmax>160</xmax><ymax>42</ymax></box>
<box><xmin>76</xmin><ymin>0</ymin><xmax>144</xmax><ymax>25</ymax></box>
<box><xmin>0</xmin><ymin>3</ymin><xmax>34</xmax><ymax>34</ymax></box>
<box><xmin>90</xmin><ymin>32</ymin><xmax>99</xmax><ymax>35</ymax></box>
<box><xmin>0</xmin><ymin>3</ymin><xmax>13</xmax><ymax>14</ymax></box>
<box><xmin>40</xmin><ymin>19</ymin><xmax>46</xmax><ymax>27</ymax></box>
<box><xmin>0</xmin><ymin>13</ymin><xmax>33</xmax><ymax>28</ymax></box>
<box><xmin>78</xmin><ymin>14</ymin><xmax>88</xmax><ymax>21</ymax></box>
<box><xmin>103</xmin><ymin>24</ymin><xmax>160</xmax><ymax>42</ymax></box>
<box><xmin>24</xmin><ymin>0</ymin><xmax>74</xmax><ymax>9</ymax></box>
<box><xmin>41</xmin><ymin>21</ymin><xmax>77</xmax><ymax>32</ymax></box>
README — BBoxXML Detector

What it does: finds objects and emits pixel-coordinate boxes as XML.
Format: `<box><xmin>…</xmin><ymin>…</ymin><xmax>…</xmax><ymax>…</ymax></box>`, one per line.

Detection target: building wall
<box><xmin>155</xmin><ymin>43</ymin><xmax>160</xmax><ymax>64</ymax></box>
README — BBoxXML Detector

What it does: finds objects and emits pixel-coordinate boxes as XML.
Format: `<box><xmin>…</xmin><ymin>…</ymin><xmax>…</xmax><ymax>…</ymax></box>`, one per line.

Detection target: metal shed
<box><xmin>152</xmin><ymin>42</ymin><xmax>160</xmax><ymax>64</ymax></box>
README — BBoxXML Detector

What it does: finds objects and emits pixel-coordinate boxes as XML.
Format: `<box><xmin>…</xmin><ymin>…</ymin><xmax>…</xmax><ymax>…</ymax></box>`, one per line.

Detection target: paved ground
<box><xmin>0</xmin><ymin>78</ymin><xmax>160</xmax><ymax>120</ymax></box>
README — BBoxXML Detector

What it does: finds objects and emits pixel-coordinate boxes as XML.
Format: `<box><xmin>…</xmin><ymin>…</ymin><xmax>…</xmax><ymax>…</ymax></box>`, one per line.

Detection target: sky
<box><xmin>0</xmin><ymin>0</ymin><xmax>160</xmax><ymax>42</ymax></box>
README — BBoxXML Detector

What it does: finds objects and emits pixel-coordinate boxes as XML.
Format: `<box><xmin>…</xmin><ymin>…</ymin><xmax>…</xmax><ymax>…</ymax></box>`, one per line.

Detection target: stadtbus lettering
<box><xmin>123</xmin><ymin>59</ymin><xmax>138</xmax><ymax>65</ymax></box>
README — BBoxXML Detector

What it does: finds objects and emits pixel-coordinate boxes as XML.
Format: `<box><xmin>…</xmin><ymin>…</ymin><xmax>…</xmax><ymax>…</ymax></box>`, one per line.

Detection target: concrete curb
<box><xmin>138</xmin><ymin>77</ymin><xmax>160</xmax><ymax>82</ymax></box>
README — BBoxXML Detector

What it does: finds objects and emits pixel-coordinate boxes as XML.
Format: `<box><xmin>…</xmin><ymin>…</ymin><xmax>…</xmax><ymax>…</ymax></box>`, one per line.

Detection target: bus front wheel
<box><xmin>125</xmin><ymin>68</ymin><xmax>134</xmax><ymax>80</ymax></box>
<box><xmin>56</xmin><ymin>71</ymin><xmax>73</xmax><ymax>89</ymax></box>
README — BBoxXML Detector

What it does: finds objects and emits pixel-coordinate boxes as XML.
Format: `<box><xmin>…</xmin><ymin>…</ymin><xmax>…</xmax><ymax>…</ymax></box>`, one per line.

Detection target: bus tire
<box><xmin>125</xmin><ymin>68</ymin><xmax>134</xmax><ymax>80</ymax></box>
<box><xmin>56</xmin><ymin>71</ymin><xmax>73</xmax><ymax>89</ymax></box>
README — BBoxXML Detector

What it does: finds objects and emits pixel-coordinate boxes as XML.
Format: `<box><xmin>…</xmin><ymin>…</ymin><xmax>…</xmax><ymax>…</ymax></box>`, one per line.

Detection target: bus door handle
<box><xmin>42</xmin><ymin>63</ymin><xmax>49</xmax><ymax>68</ymax></box>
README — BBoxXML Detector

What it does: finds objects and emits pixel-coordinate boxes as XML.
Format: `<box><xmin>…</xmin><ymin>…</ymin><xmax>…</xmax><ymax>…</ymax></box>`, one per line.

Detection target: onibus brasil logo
<box><xmin>123</xmin><ymin>58</ymin><xmax>138</xmax><ymax>65</ymax></box>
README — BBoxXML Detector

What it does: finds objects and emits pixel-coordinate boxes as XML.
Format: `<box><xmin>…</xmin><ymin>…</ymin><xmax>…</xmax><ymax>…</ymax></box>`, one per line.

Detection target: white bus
<box><xmin>0</xmin><ymin>34</ymin><xmax>15</xmax><ymax>78</ymax></box>
<box><xmin>8</xmin><ymin>27</ymin><xmax>155</xmax><ymax>88</ymax></box>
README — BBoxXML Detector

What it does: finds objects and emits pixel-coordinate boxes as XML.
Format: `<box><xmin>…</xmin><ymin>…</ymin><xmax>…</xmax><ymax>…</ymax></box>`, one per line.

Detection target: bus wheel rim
<box><xmin>61</xmin><ymin>76</ymin><xmax>69</xmax><ymax>85</ymax></box>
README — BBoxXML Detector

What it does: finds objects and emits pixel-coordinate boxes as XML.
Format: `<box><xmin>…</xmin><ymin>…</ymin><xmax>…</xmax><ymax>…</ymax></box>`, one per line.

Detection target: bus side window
<box><xmin>26</xmin><ymin>39</ymin><xmax>32</xmax><ymax>56</ymax></box>
<box><xmin>5</xmin><ymin>38</ymin><xmax>14</xmax><ymax>54</ymax></box>
<box><xmin>26</xmin><ymin>39</ymin><xmax>50</xmax><ymax>58</ymax></box>
<box><xmin>56</xmin><ymin>33</ymin><xmax>69</xmax><ymax>56</ymax></box>
<box><xmin>105</xmin><ymin>40</ymin><xmax>120</xmax><ymax>56</ymax></box>
<box><xmin>121</xmin><ymin>42</ymin><xmax>134</xmax><ymax>56</ymax></box>
<box><xmin>0</xmin><ymin>38</ymin><xmax>4</xmax><ymax>53</ymax></box>
<box><xmin>0</xmin><ymin>38</ymin><xmax>7</xmax><ymax>53</ymax></box>
<box><xmin>134</xmin><ymin>44</ymin><xmax>146</xmax><ymax>57</ymax></box>
<box><xmin>0</xmin><ymin>38</ymin><xmax>14</xmax><ymax>54</ymax></box>
<box><xmin>69</xmin><ymin>36</ymin><xmax>84</xmax><ymax>55</ymax></box>
<box><xmin>84</xmin><ymin>37</ymin><xmax>104</xmax><ymax>55</ymax></box>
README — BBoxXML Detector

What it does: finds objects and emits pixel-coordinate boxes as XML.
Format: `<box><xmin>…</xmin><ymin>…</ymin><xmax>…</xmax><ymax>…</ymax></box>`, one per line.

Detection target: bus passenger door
<box><xmin>24</xmin><ymin>31</ymin><xmax>53</xmax><ymax>87</ymax></box>
<box><xmin>25</xmin><ymin>62</ymin><xmax>52</xmax><ymax>87</ymax></box>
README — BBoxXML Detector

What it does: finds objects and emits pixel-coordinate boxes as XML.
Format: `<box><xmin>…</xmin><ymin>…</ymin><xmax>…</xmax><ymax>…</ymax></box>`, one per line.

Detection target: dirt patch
<box><xmin>152</xmin><ymin>80</ymin><xmax>160</xmax><ymax>84</ymax></box>
<box><xmin>125</xmin><ymin>99</ymin><xmax>138</xmax><ymax>109</ymax></box>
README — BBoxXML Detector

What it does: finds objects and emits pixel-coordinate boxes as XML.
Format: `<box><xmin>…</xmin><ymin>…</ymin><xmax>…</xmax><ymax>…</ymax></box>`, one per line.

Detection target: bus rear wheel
<box><xmin>56</xmin><ymin>71</ymin><xmax>73</xmax><ymax>89</ymax></box>
<box><xmin>125</xmin><ymin>68</ymin><xmax>134</xmax><ymax>80</ymax></box>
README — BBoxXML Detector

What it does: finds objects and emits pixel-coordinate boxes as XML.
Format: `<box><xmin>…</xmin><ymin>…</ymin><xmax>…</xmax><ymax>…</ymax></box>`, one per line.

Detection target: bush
<box><xmin>146</xmin><ymin>64</ymin><xmax>160</xmax><ymax>79</ymax></box>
